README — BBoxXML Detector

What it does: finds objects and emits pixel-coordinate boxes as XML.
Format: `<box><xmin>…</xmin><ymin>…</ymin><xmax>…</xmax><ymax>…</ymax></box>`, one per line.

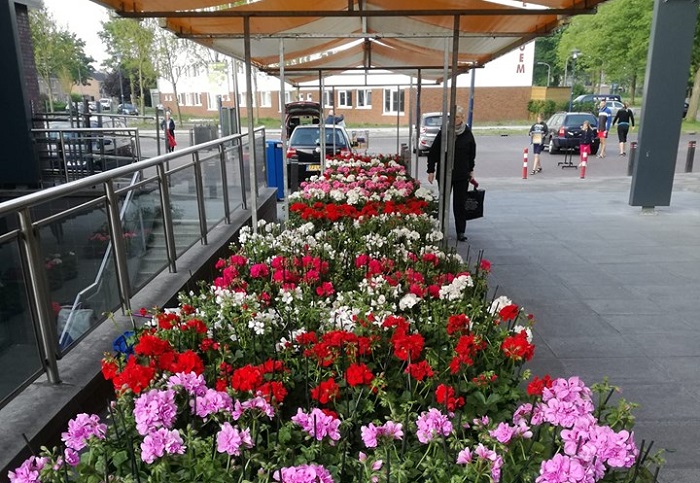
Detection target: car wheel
<box><xmin>548</xmin><ymin>138</ymin><xmax>559</xmax><ymax>154</ymax></box>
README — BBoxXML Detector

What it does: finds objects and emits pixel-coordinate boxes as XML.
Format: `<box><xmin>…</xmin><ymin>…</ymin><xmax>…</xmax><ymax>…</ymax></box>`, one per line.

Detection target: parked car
<box><xmin>286</xmin><ymin>124</ymin><xmax>354</xmax><ymax>184</ymax></box>
<box><xmin>604</xmin><ymin>100</ymin><xmax>625</xmax><ymax>118</ymax></box>
<box><xmin>411</xmin><ymin>112</ymin><xmax>443</xmax><ymax>155</ymax></box>
<box><xmin>544</xmin><ymin>111</ymin><xmax>600</xmax><ymax>154</ymax></box>
<box><xmin>117</xmin><ymin>103</ymin><xmax>139</xmax><ymax>115</ymax></box>
<box><xmin>572</xmin><ymin>93</ymin><xmax>622</xmax><ymax>105</ymax></box>
<box><xmin>99</xmin><ymin>98</ymin><xmax>112</xmax><ymax>111</ymax></box>
<box><xmin>683</xmin><ymin>101</ymin><xmax>689</xmax><ymax>118</ymax></box>
<box><xmin>284</xmin><ymin>101</ymin><xmax>322</xmax><ymax>137</ymax></box>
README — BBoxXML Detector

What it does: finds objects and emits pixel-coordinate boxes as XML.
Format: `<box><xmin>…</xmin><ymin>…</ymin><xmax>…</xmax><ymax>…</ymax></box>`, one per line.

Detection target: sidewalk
<box><xmin>450</xmin><ymin>173</ymin><xmax>700</xmax><ymax>483</ymax></box>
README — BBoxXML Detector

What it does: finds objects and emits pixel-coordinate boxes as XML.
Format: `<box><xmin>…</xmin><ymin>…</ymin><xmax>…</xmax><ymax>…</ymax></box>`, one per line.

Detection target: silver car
<box><xmin>411</xmin><ymin>112</ymin><xmax>443</xmax><ymax>155</ymax></box>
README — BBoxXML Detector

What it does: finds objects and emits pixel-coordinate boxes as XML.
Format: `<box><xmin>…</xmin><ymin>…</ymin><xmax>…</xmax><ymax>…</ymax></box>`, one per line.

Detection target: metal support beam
<box><xmin>17</xmin><ymin>209</ymin><xmax>60</xmax><ymax>383</ymax></box>
<box><xmin>244</xmin><ymin>17</ymin><xmax>259</xmax><ymax>232</ymax></box>
<box><xmin>468</xmin><ymin>66</ymin><xmax>476</xmax><ymax>128</ymax></box>
<box><xmin>157</xmin><ymin>164</ymin><xmax>178</xmax><ymax>273</ymax></box>
<box><xmin>441</xmin><ymin>15</ymin><xmax>461</xmax><ymax>240</ymax></box>
<box><xmin>280</xmin><ymin>39</ymin><xmax>289</xmax><ymax>221</ymax></box>
<box><xmin>121</xmin><ymin>7</ymin><xmax>596</xmax><ymax>18</ymax></box>
<box><xmin>415</xmin><ymin>69</ymin><xmax>422</xmax><ymax>180</ymax></box>
<box><xmin>104</xmin><ymin>180</ymin><xmax>132</xmax><ymax>313</ymax></box>
<box><xmin>630</xmin><ymin>0</ymin><xmax>698</xmax><ymax>207</ymax></box>
<box><xmin>437</xmin><ymin>38</ymin><xmax>450</xmax><ymax>236</ymax></box>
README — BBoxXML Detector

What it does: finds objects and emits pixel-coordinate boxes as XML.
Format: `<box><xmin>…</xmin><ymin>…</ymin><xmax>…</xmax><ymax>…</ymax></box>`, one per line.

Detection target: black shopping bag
<box><xmin>464</xmin><ymin>186</ymin><xmax>485</xmax><ymax>220</ymax></box>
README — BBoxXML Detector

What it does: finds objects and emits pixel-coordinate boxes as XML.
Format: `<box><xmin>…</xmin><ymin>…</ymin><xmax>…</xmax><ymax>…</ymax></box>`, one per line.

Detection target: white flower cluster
<box><xmin>489</xmin><ymin>295</ymin><xmax>513</xmax><ymax>315</ymax></box>
<box><xmin>276</xmin><ymin>327</ymin><xmax>308</xmax><ymax>352</ymax></box>
<box><xmin>414</xmin><ymin>186</ymin><xmax>436</xmax><ymax>201</ymax></box>
<box><xmin>438</xmin><ymin>274</ymin><xmax>474</xmax><ymax>301</ymax></box>
<box><xmin>249</xmin><ymin>308</ymin><xmax>280</xmax><ymax>335</ymax></box>
<box><xmin>326</xmin><ymin>305</ymin><xmax>361</xmax><ymax>331</ymax></box>
<box><xmin>512</xmin><ymin>324</ymin><xmax>533</xmax><ymax>342</ymax></box>
<box><xmin>398</xmin><ymin>293</ymin><xmax>420</xmax><ymax>310</ymax></box>
<box><xmin>277</xmin><ymin>286</ymin><xmax>303</xmax><ymax>305</ymax></box>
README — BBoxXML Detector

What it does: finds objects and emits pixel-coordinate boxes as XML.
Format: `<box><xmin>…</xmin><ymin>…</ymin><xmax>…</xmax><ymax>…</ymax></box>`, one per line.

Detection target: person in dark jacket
<box><xmin>612</xmin><ymin>103</ymin><xmax>635</xmax><ymax>156</ymax></box>
<box><xmin>427</xmin><ymin>106</ymin><xmax>476</xmax><ymax>242</ymax></box>
<box><xmin>161</xmin><ymin>109</ymin><xmax>176</xmax><ymax>152</ymax></box>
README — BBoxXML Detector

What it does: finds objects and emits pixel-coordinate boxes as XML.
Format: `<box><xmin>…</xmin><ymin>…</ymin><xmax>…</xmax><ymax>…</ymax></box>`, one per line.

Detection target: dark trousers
<box><xmin>452</xmin><ymin>178</ymin><xmax>470</xmax><ymax>235</ymax></box>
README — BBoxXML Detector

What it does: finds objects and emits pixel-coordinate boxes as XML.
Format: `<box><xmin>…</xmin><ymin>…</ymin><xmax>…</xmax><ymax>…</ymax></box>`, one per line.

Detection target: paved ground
<box><xmin>442</xmin><ymin>173</ymin><xmax>700</xmax><ymax>482</ymax></box>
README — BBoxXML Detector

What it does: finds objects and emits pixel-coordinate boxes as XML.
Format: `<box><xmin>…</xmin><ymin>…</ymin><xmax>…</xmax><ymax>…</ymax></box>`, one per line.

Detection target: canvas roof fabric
<box><xmin>92</xmin><ymin>0</ymin><xmax>604</xmax><ymax>85</ymax></box>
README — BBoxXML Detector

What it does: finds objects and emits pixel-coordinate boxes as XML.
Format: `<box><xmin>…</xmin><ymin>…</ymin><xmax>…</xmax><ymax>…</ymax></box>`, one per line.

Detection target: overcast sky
<box><xmin>43</xmin><ymin>0</ymin><xmax>110</xmax><ymax>68</ymax></box>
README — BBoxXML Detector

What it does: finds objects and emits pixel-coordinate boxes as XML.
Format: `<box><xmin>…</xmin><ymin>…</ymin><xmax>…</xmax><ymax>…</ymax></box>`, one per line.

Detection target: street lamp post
<box><xmin>567</xmin><ymin>49</ymin><xmax>580</xmax><ymax>111</ymax></box>
<box><xmin>536</xmin><ymin>62</ymin><xmax>551</xmax><ymax>87</ymax></box>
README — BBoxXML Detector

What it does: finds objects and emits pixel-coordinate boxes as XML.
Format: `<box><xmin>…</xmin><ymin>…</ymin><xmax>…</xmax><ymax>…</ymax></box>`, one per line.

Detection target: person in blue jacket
<box><xmin>596</xmin><ymin>100</ymin><xmax>612</xmax><ymax>158</ymax></box>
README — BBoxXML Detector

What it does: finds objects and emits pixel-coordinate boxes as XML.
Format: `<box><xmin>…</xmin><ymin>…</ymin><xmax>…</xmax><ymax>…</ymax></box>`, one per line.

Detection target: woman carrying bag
<box><xmin>427</xmin><ymin>106</ymin><xmax>476</xmax><ymax>242</ymax></box>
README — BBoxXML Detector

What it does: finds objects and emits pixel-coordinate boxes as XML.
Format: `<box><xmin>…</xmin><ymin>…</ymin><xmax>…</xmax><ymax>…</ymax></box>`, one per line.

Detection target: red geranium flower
<box><xmin>446</xmin><ymin>314</ymin><xmax>471</xmax><ymax>336</ymax></box>
<box><xmin>231</xmin><ymin>364</ymin><xmax>264</xmax><ymax>392</ymax></box>
<box><xmin>501</xmin><ymin>331</ymin><xmax>535</xmax><ymax>361</ymax></box>
<box><xmin>345</xmin><ymin>363</ymin><xmax>374</xmax><ymax>387</ymax></box>
<box><xmin>405</xmin><ymin>360</ymin><xmax>434</xmax><ymax>381</ymax></box>
<box><xmin>134</xmin><ymin>334</ymin><xmax>173</xmax><ymax>357</ymax></box>
<box><xmin>393</xmin><ymin>333</ymin><xmax>424</xmax><ymax>362</ymax></box>
<box><xmin>169</xmin><ymin>350</ymin><xmax>205</xmax><ymax>375</ymax></box>
<box><xmin>498</xmin><ymin>304</ymin><xmax>520</xmax><ymax>322</ymax></box>
<box><xmin>310</xmin><ymin>377</ymin><xmax>340</xmax><ymax>404</ymax></box>
<box><xmin>527</xmin><ymin>374</ymin><xmax>553</xmax><ymax>396</ymax></box>
<box><xmin>257</xmin><ymin>381</ymin><xmax>288</xmax><ymax>404</ymax></box>
<box><xmin>435</xmin><ymin>384</ymin><xmax>465</xmax><ymax>412</ymax></box>
<box><xmin>112</xmin><ymin>358</ymin><xmax>155</xmax><ymax>394</ymax></box>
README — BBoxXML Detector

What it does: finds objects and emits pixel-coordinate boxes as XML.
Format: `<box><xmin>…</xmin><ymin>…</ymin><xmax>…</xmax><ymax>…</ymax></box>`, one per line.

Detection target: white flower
<box><xmin>399</xmin><ymin>293</ymin><xmax>420</xmax><ymax>310</ymax></box>
<box><xmin>512</xmin><ymin>325</ymin><xmax>533</xmax><ymax>343</ymax></box>
<box><xmin>489</xmin><ymin>295</ymin><xmax>513</xmax><ymax>315</ymax></box>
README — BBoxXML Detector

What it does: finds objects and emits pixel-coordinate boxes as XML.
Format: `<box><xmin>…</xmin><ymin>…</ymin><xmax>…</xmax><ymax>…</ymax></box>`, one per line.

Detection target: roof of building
<box><xmin>93</xmin><ymin>0</ymin><xmax>604</xmax><ymax>85</ymax></box>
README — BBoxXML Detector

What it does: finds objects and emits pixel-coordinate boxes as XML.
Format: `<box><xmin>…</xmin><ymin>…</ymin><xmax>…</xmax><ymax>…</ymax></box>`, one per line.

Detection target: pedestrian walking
<box><xmin>528</xmin><ymin>114</ymin><xmax>548</xmax><ymax>174</ymax></box>
<box><xmin>579</xmin><ymin>120</ymin><xmax>594</xmax><ymax>168</ymax></box>
<box><xmin>612</xmin><ymin>103</ymin><xmax>635</xmax><ymax>156</ymax></box>
<box><xmin>427</xmin><ymin>106</ymin><xmax>476</xmax><ymax>242</ymax></box>
<box><xmin>161</xmin><ymin>109</ymin><xmax>176</xmax><ymax>153</ymax></box>
<box><xmin>597</xmin><ymin>100</ymin><xmax>612</xmax><ymax>158</ymax></box>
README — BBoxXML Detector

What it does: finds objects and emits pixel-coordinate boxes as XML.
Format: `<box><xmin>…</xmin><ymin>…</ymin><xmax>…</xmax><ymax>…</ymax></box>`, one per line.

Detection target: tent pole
<box><xmin>244</xmin><ymin>17</ymin><xmax>258</xmax><ymax>233</ymax></box>
<box><xmin>279</xmin><ymin>39</ymin><xmax>289</xmax><ymax>222</ymax></box>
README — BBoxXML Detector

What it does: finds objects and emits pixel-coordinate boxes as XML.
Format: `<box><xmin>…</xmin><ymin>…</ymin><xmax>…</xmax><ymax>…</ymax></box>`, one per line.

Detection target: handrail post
<box><xmin>104</xmin><ymin>180</ymin><xmax>132</xmax><ymax>313</ymax></box>
<box><xmin>17</xmin><ymin>208</ymin><xmax>61</xmax><ymax>383</ymax></box>
<box><xmin>192</xmin><ymin>152</ymin><xmax>208</xmax><ymax>244</ymax></box>
<box><xmin>237</xmin><ymin>139</ymin><xmax>248</xmax><ymax>210</ymax></box>
<box><xmin>157</xmin><ymin>163</ymin><xmax>178</xmax><ymax>273</ymax></box>
<box><xmin>219</xmin><ymin>144</ymin><xmax>231</xmax><ymax>223</ymax></box>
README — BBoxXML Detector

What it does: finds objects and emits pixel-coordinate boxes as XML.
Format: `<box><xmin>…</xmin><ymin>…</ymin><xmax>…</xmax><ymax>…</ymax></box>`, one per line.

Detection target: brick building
<box><xmin>158</xmin><ymin>42</ymin><xmax>537</xmax><ymax>124</ymax></box>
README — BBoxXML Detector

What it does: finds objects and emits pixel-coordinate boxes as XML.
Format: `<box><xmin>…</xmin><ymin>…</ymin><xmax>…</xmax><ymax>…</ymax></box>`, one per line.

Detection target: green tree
<box><xmin>29</xmin><ymin>7</ymin><xmax>95</xmax><ymax>111</ymax></box>
<box><xmin>558</xmin><ymin>0</ymin><xmax>653</xmax><ymax>103</ymax></box>
<box><xmin>100</xmin><ymin>18</ymin><xmax>157</xmax><ymax>115</ymax></box>
<box><xmin>154</xmin><ymin>29</ymin><xmax>196</xmax><ymax>123</ymax></box>
<box><xmin>685</xmin><ymin>21</ymin><xmax>700</xmax><ymax>120</ymax></box>
<box><xmin>534</xmin><ymin>30</ymin><xmax>564</xmax><ymax>87</ymax></box>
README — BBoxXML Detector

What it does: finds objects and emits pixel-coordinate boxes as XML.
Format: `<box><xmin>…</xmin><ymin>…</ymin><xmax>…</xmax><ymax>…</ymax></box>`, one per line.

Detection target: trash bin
<box><xmin>266</xmin><ymin>140</ymin><xmax>284</xmax><ymax>199</ymax></box>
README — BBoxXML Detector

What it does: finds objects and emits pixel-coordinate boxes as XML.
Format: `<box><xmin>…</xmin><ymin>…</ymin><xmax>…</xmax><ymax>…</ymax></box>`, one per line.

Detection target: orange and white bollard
<box><xmin>580</xmin><ymin>150</ymin><xmax>588</xmax><ymax>179</ymax></box>
<box><xmin>522</xmin><ymin>148</ymin><xmax>528</xmax><ymax>179</ymax></box>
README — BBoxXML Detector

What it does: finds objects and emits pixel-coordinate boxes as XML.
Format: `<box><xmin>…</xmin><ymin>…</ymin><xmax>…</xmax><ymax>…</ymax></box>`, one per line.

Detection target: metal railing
<box><xmin>0</xmin><ymin>127</ymin><xmax>268</xmax><ymax>408</ymax></box>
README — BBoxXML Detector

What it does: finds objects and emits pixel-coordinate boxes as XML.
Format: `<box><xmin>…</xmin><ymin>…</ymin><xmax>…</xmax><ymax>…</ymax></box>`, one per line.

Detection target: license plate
<box><xmin>307</xmin><ymin>164</ymin><xmax>321</xmax><ymax>171</ymax></box>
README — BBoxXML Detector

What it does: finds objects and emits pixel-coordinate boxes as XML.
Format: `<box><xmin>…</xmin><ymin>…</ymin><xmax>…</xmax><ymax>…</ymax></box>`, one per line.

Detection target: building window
<box><xmin>239</xmin><ymin>92</ymin><xmax>256</xmax><ymax>107</ymax></box>
<box><xmin>279</xmin><ymin>91</ymin><xmax>292</xmax><ymax>111</ymax></box>
<box><xmin>260</xmin><ymin>91</ymin><xmax>272</xmax><ymax>108</ymax></box>
<box><xmin>357</xmin><ymin>89</ymin><xmax>372</xmax><ymax>108</ymax></box>
<box><xmin>207</xmin><ymin>93</ymin><xmax>219</xmax><ymax>110</ymax></box>
<box><xmin>383</xmin><ymin>89</ymin><xmax>405</xmax><ymax>114</ymax></box>
<box><xmin>188</xmin><ymin>93</ymin><xmax>201</xmax><ymax>106</ymax></box>
<box><xmin>323</xmin><ymin>90</ymin><xmax>334</xmax><ymax>108</ymax></box>
<box><xmin>338</xmin><ymin>90</ymin><xmax>352</xmax><ymax>108</ymax></box>
<box><xmin>178</xmin><ymin>93</ymin><xmax>187</xmax><ymax>106</ymax></box>
<box><xmin>306</xmin><ymin>93</ymin><xmax>313</xmax><ymax>101</ymax></box>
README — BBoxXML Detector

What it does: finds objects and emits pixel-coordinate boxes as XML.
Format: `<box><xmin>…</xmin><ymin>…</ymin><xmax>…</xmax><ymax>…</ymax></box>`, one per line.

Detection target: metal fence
<box><xmin>0</xmin><ymin>127</ymin><xmax>268</xmax><ymax>409</ymax></box>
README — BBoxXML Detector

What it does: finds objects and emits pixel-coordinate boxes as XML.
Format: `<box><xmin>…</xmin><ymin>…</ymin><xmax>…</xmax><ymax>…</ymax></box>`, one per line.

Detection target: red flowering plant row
<box><xmin>10</xmin><ymin>155</ymin><xmax>662</xmax><ymax>483</ymax></box>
